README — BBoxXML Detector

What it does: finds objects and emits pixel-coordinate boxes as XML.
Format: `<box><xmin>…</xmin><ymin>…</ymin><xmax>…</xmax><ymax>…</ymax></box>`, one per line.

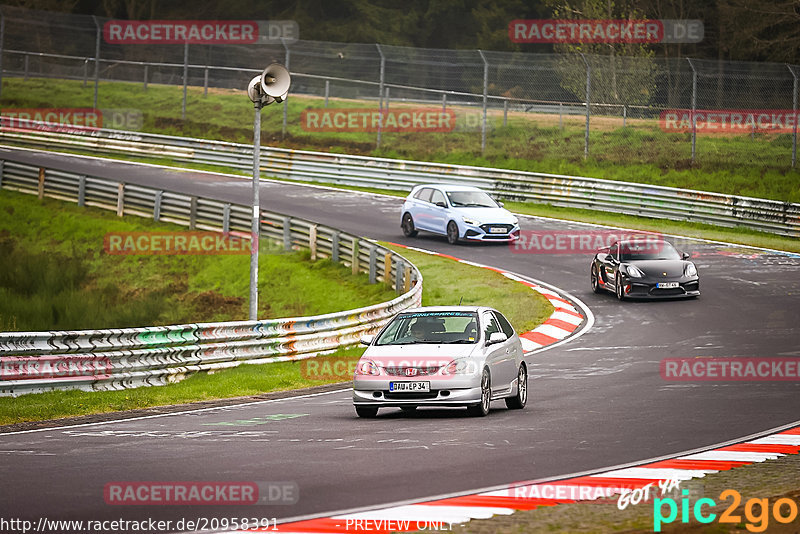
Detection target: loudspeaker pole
<box><xmin>249</xmin><ymin>99</ymin><xmax>262</xmax><ymax>321</ymax></box>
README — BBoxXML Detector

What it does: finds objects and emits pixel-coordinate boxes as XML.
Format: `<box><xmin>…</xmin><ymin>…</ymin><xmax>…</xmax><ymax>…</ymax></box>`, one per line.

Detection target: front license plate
<box><xmin>489</xmin><ymin>227</ymin><xmax>506</xmax><ymax>234</ymax></box>
<box><xmin>657</xmin><ymin>282</ymin><xmax>680</xmax><ymax>289</ymax></box>
<box><xmin>389</xmin><ymin>381</ymin><xmax>430</xmax><ymax>392</ymax></box>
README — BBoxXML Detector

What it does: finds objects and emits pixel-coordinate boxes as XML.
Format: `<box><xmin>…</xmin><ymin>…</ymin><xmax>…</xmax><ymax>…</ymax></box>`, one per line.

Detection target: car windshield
<box><xmin>446</xmin><ymin>191</ymin><xmax>498</xmax><ymax>208</ymax></box>
<box><xmin>375</xmin><ymin>311</ymin><xmax>480</xmax><ymax>345</ymax></box>
<box><xmin>620</xmin><ymin>241</ymin><xmax>681</xmax><ymax>261</ymax></box>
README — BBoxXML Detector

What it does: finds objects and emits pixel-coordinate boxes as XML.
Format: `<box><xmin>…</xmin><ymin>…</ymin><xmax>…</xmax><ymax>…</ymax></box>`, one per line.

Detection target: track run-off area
<box><xmin>0</xmin><ymin>146</ymin><xmax>798</xmax><ymax>531</ymax></box>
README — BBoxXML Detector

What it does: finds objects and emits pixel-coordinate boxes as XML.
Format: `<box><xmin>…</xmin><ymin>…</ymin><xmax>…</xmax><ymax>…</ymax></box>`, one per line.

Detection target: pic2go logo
<box><xmin>654</xmin><ymin>489</ymin><xmax>799</xmax><ymax>532</ymax></box>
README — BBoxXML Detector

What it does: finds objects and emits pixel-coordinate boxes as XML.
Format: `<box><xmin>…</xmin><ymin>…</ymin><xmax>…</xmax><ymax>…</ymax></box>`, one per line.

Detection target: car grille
<box><xmin>384</xmin><ymin>392</ymin><xmax>439</xmax><ymax>400</ymax></box>
<box><xmin>650</xmin><ymin>287</ymin><xmax>685</xmax><ymax>296</ymax></box>
<box><xmin>480</xmin><ymin>224</ymin><xmax>513</xmax><ymax>234</ymax></box>
<box><xmin>383</xmin><ymin>366</ymin><xmax>441</xmax><ymax>377</ymax></box>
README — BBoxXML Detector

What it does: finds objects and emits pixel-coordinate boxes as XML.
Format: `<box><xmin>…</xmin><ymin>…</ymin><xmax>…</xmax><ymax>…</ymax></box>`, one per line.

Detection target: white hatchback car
<box><xmin>401</xmin><ymin>184</ymin><xmax>520</xmax><ymax>244</ymax></box>
<box><xmin>353</xmin><ymin>306</ymin><xmax>527</xmax><ymax>418</ymax></box>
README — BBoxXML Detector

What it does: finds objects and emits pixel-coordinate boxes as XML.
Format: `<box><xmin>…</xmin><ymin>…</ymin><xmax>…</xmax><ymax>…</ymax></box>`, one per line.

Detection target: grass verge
<box><xmin>0</xmin><ymin>239</ymin><xmax>554</xmax><ymax>425</ymax></box>
<box><xmin>1</xmin><ymin>77</ymin><xmax>799</xmax><ymax>202</ymax></box>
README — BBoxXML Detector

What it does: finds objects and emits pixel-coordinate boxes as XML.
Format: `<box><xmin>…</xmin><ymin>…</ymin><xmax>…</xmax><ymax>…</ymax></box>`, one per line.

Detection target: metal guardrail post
<box><xmin>153</xmin><ymin>190</ymin><xmax>162</xmax><ymax>221</ymax></box>
<box><xmin>331</xmin><ymin>231</ymin><xmax>340</xmax><ymax>263</ymax></box>
<box><xmin>116</xmin><ymin>183</ymin><xmax>124</xmax><ymax>216</ymax></box>
<box><xmin>395</xmin><ymin>260</ymin><xmax>403</xmax><ymax>294</ymax></box>
<box><xmin>77</xmin><ymin>175</ymin><xmax>85</xmax><ymax>206</ymax></box>
<box><xmin>351</xmin><ymin>240</ymin><xmax>359</xmax><ymax>275</ymax></box>
<box><xmin>92</xmin><ymin>16</ymin><xmax>100</xmax><ymax>109</ymax></box>
<box><xmin>222</xmin><ymin>203</ymin><xmax>231</xmax><ymax>233</ymax></box>
<box><xmin>789</xmin><ymin>64</ymin><xmax>798</xmax><ymax>169</ymax></box>
<box><xmin>282</xmin><ymin>216</ymin><xmax>291</xmax><ymax>251</ymax></box>
<box><xmin>580</xmin><ymin>53</ymin><xmax>590</xmax><ymax>159</ymax></box>
<box><xmin>309</xmin><ymin>224</ymin><xmax>317</xmax><ymax>260</ymax></box>
<box><xmin>383</xmin><ymin>252</ymin><xmax>391</xmax><ymax>285</ymax></box>
<box><xmin>478</xmin><ymin>50</ymin><xmax>488</xmax><ymax>154</ymax></box>
<box><xmin>376</xmin><ymin>44</ymin><xmax>385</xmax><ymax>150</ymax></box>
<box><xmin>37</xmin><ymin>167</ymin><xmax>44</xmax><ymax>199</ymax></box>
<box><xmin>368</xmin><ymin>246</ymin><xmax>377</xmax><ymax>284</ymax></box>
<box><xmin>189</xmin><ymin>196</ymin><xmax>197</xmax><ymax>229</ymax></box>
<box><xmin>688</xmin><ymin>58</ymin><xmax>697</xmax><ymax>164</ymax></box>
<box><xmin>182</xmin><ymin>41</ymin><xmax>189</xmax><ymax>120</ymax></box>
<box><xmin>403</xmin><ymin>266</ymin><xmax>411</xmax><ymax>293</ymax></box>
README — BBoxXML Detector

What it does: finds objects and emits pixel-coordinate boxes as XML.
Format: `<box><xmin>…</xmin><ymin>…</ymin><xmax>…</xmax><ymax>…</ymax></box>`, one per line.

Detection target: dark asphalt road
<box><xmin>0</xmin><ymin>147</ymin><xmax>798</xmax><ymax>530</ymax></box>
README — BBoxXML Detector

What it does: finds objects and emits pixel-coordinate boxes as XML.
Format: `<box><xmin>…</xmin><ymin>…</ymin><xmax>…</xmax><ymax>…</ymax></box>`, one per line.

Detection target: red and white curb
<box><xmin>386</xmin><ymin>243</ymin><xmax>588</xmax><ymax>354</ymax></box>
<box><xmin>251</xmin><ymin>424</ymin><xmax>800</xmax><ymax>533</ymax></box>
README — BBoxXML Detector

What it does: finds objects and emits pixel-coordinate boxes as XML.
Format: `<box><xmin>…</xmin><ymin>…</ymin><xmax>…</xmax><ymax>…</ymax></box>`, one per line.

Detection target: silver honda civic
<box><xmin>352</xmin><ymin>306</ymin><xmax>527</xmax><ymax>418</ymax></box>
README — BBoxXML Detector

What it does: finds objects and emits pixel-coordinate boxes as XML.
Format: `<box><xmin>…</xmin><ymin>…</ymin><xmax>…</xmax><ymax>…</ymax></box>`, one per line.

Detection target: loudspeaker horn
<box><xmin>260</xmin><ymin>63</ymin><xmax>291</xmax><ymax>102</ymax></box>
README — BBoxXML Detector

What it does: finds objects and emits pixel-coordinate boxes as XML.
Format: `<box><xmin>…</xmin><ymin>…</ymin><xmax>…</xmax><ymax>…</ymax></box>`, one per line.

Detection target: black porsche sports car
<box><xmin>590</xmin><ymin>239</ymin><xmax>700</xmax><ymax>300</ymax></box>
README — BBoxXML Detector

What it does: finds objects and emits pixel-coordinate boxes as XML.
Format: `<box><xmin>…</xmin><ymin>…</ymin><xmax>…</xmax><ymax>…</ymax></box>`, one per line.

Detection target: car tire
<box><xmin>591</xmin><ymin>264</ymin><xmax>602</xmax><ymax>294</ymax></box>
<box><xmin>467</xmin><ymin>369</ymin><xmax>491</xmax><ymax>417</ymax></box>
<box><xmin>446</xmin><ymin>221</ymin><xmax>460</xmax><ymax>245</ymax></box>
<box><xmin>401</xmin><ymin>213</ymin><xmax>418</xmax><ymax>237</ymax></box>
<box><xmin>615</xmin><ymin>273</ymin><xmax>626</xmax><ymax>301</ymax></box>
<box><xmin>505</xmin><ymin>364</ymin><xmax>527</xmax><ymax>410</ymax></box>
<box><xmin>355</xmin><ymin>406</ymin><xmax>378</xmax><ymax>418</ymax></box>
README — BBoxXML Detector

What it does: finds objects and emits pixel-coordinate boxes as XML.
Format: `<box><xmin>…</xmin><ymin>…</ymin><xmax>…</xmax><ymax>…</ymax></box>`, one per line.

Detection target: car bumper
<box><xmin>462</xmin><ymin>225</ymin><xmax>521</xmax><ymax>242</ymax></box>
<box><xmin>622</xmin><ymin>278</ymin><xmax>700</xmax><ymax>299</ymax></box>
<box><xmin>353</xmin><ymin>376</ymin><xmax>482</xmax><ymax>407</ymax></box>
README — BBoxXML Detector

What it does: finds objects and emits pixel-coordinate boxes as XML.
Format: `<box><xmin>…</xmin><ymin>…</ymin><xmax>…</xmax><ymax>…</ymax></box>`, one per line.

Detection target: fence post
<box><xmin>37</xmin><ymin>167</ymin><xmax>44</xmax><ymax>199</ymax></box>
<box><xmin>622</xmin><ymin>104</ymin><xmax>626</xmax><ymax>128</ymax></box>
<box><xmin>559</xmin><ymin>102</ymin><xmax>563</xmax><ymax>130</ymax></box>
<box><xmin>23</xmin><ymin>53</ymin><xmax>28</xmax><ymax>80</ymax></box>
<box><xmin>351</xmin><ymin>240</ymin><xmax>359</xmax><ymax>275</ymax></box>
<box><xmin>309</xmin><ymin>224</ymin><xmax>317</xmax><ymax>260</ymax></box>
<box><xmin>182</xmin><ymin>41</ymin><xmax>189</xmax><ymax>120</ymax></box>
<box><xmin>222</xmin><ymin>203</ymin><xmax>230</xmax><ymax>233</ymax></box>
<box><xmin>383</xmin><ymin>252</ymin><xmax>391</xmax><ymax>285</ymax></box>
<box><xmin>324</xmin><ymin>79</ymin><xmax>329</xmax><ymax>107</ymax></box>
<box><xmin>478</xmin><ymin>50</ymin><xmax>488</xmax><ymax>154</ymax></box>
<box><xmin>283</xmin><ymin>216</ymin><xmax>291</xmax><ymax>251</ymax></box>
<box><xmin>331</xmin><ymin>231</ymin><xmax>339</xmax><ymax>263</ymax></box>
<box><xmin>92</xmin><ymin>16</ymin><xmax>100</xmax><ymax>109</ymax></box>
<box><xmin>789</xmin><ymin>64</ymin><xmax>798</xmax><ymax>168</ymax></box>
<box><xmin>143</xmin><ymin>64</ymin><xmax>148</xmax><ymax>90</ymax></box>
<box><xmin>376</xmin><ymin>43</ymin><xmax>385</xmax><ymax>150</ymax></box>
<box><xmin>395</xmin><ymin>260</ymin><xmax>402</xmax><ymax>294</ymax></box>
<box><xmin>580</xmin><ymin>53</ymin><xmax>590</xmax><ymax>159</ymax></box>
<box><xmin>503</xmin><ymin>99</ymin><xmax>508</xmax><ymax>127</ymax></box>
<box><xmin>83</xmin><ymin>58</ymin><xmax>89</xmax><ymax>87</ymax></box>
<box><xmin>403</xmin><ymin>266</ymin><xmax>411</xmax><ymax>293</ymax></box>
<box><xmin>369</xmin><ymin>247</ymin><xmax>377</xmax><ymax>284</ymax></box>
<box><xmin>116</xmin><ymin>183</ymin><xmax>124</xmax><ymax>216</ymax></box>
<box><xmin>203</xmin><ymin>66</ymin><xmax>209</xmax><ymax>97</ymax></box>
<box><xmin>0</xmin><ymin>14</ymin><xmax>5</xmax><ymax>99</ymax></box>
<box><xmin>442</xmin><ymin>92</ymin><xmax>447</xmax><ymax>111</ymax></box>
<box><xmin>189</xmin><ymin>196</ymin><xmax>197</xmax><ymax>229</ymax></box>
<box><xmin>688</xmin><ymin>58</ymin><xmax>697</xmax><ymax>164</ymax></box>
<box><xmin>153</xmin><ymin>190</ymin><xmax>162</xmax><ymax>221</ymax></box>
<box><xmin>282</xmin><ymin>38</ymin><xmax>290</xmax><ymax>140</ymax></box>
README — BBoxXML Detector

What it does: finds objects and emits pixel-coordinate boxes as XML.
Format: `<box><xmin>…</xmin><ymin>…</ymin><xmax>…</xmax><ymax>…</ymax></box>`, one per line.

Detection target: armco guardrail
<box><xmin>1</xmin><ymin>123</ymin><xmax>798</xmax><ymax>238</ymax></box>
<box><xmin>0</xmin><ymin>158</ymin><xmax>422</xmax><ymax>396</ymax></box>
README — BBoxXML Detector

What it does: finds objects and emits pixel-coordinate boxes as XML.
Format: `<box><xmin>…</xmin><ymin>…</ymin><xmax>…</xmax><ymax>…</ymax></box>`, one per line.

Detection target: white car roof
<box><xmin>412</xmin><ymin>184</ymin><xmax>484</xmax><ymax>193</ymax></box>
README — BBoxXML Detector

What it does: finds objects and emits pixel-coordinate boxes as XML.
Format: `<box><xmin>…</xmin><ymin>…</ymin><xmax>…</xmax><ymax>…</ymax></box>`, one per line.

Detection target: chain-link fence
<box><xmin>0</xmin><ymin>5</ymin><xmax>797</xmax><ymax>174</ymax></box>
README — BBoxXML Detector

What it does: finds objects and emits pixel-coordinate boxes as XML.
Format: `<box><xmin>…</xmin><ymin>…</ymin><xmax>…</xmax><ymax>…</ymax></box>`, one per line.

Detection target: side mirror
<box><xmin>487</xmin><ymin>332</ymin><xmax>508</xmax><ymax>345</ymax></box>
<box><xmin>681</xmin><ymin>252</ymin><xmax>690</xmax><ymax>260</ymax></box>
<box><xmin>498</xmin><ymin>201</ymin><xmax>505</xmax><ymax>208</ymax></box>
<box><xmin>435</xmin><ymin>201</ymin><xmax>447</xmax><ymax>208</ymax></box>
<box><xmin>360</xmin><ymin>335</ymin><xmax>374</xmax><ymax>346</ymax></box>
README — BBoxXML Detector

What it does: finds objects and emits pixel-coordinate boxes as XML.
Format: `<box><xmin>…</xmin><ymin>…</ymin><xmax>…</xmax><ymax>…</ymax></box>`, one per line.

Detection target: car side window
<box><xmin>414</xmin><ymin>188</ymin><xmax>433</xmax><ymax>202</ymax></box>
<box><xmin>430</xmin><ymin>189</ymin><xmax>446</xmax><ymax>207</ymax></box>
<box><xmin>483</xmin><ymin>312</ymin><xmax>501</xmax><ymax>341</ymax></box>
<box><xmin>494</xmin><ymin>312</ymin><xmax>515</xmax><ymax>338</ymax></box>
<box><xmin>609</xmin><ymin>243</ymin><xmax>619</xmax><ymax>260</ymax></box>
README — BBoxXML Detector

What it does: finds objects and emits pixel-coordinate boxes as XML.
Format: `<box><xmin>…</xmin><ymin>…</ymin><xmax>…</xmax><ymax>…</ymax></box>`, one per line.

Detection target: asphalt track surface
<box><xmin>0</xmin><ymin>147</ymin><xmax>799</xmax><ymax>530</ymax></box>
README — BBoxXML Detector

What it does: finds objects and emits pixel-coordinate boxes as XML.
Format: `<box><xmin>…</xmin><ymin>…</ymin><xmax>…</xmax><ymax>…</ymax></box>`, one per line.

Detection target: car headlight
<box><xmin>441</xmin><ymin>359</ymin><xmax>477</xmax><ymax>375</ymax></box>
<box><xmin>685</xmin><ymin>262</ymin><xmax>697</xmax><ymax>277</ymax></box>
<box><xmin>626</xmin><ymin>265</ymin><xmax>645</xmax><ymax>278</ymax></box>
<box><xmin>511</xmin><ymin>216</ymin><xmax>518</xmax><ymax>225</ymax></box>
<box><xmin>462</xmin><ymin>216</ymin><xmax>482</xmax><ymax>226</ymax></box>
<box><xmin>354</xmin><ymin>360</ymin><xmax>380</xmax><ymax>376</ymax></box>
